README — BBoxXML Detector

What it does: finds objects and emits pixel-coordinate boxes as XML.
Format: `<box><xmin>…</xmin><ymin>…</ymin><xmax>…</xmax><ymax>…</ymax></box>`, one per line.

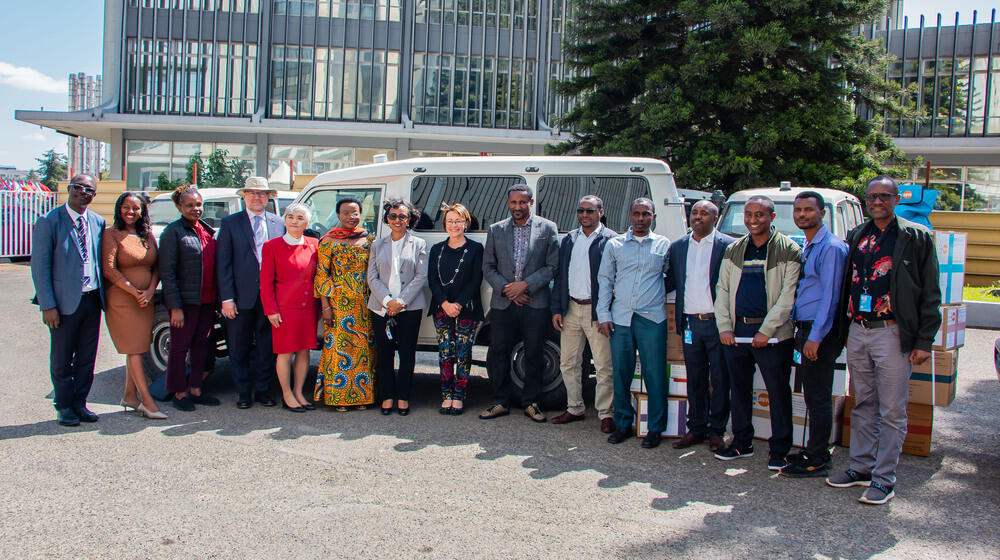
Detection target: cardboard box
<box><xmin>932</xmin><ymin>304</ymin><xmax>967</xmax><ymax>351</ymax></box>
<box><xmin>668</xmin><ymin>364</ymin><xmax>687</xmax><ymax>397</ymax></box>
<box><xmin>935</xmin><ymin>231</ymin><xmax>966</xmax><ymax>305</ymax></box>
<box><xmin>842</xmin><ymin>396</ymin><xmax>932</xmax><ymax>456</ymax></box>
<box><xmin>751</xmin><ymin>390</ymin><xmax>845</xmax><ymax>447</ymax></box>
<box><xmin>632</xmin><ymin>360</ymin><xmax>673</xmax><ymax>393</ymax></box>
<box><xmin>909</xmin><ymin>350</ymin><xmax>958</xmax><ymax>407</ymax></box>
<box><xmin>665</xmin><ymin>303</ymin><xmax>685</xmax><ymax>362</ymax></box>
<box><xmin>633</xmin><ymin>393</ymin><xmax>688</xmax><ymax>437</ymax></box>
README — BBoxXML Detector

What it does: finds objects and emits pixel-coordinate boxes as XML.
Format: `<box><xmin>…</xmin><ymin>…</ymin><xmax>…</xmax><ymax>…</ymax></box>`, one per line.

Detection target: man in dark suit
<box><xmin>216</xmin><ymin>176</ymin><xmax>286</xmax><ymax>408</ymax></box>
<box><xmin>31</xmin><ymin>174</ymin><xmax>105</xmax><ymax>426</ymax></box>
<box><xmin>480</xmin><ymin>183</ymin><xmax>559</xmax><ymax>422</ymax></box>
<box><xmin>664</xmin><ymin>200</ymin><xmax>735</xmax><ymax>451</ymax></box>
<box><xmin>549</xmin><ymin>195</ymin><xmax>617</xmax><ymax>432</ymax></box>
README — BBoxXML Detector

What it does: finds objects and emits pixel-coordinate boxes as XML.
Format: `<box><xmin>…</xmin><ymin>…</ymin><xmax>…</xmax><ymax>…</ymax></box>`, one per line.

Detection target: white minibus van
<box><xmin>293</xmin><ymin>156</ymin><xmax>687</xmax><ymax>408</ymax></box>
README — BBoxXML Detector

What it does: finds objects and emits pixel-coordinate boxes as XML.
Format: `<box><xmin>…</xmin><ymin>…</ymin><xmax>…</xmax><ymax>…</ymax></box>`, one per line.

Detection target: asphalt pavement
<box><xmin>1</xmin><ymin>261</ymin><xmax>997</xmax><ymax>559</ymax></box>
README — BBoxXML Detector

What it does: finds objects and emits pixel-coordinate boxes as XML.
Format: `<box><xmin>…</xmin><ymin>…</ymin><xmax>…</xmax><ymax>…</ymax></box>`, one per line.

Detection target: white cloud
<box><xmin>0</xmin><ymin>61</ymin><xmax>65</xmax><ymax>94</ymax></box>
<box><xmin>23</xmin><ymin>132</ymin><xmax>46</xmax><ymax>141</ymax></box>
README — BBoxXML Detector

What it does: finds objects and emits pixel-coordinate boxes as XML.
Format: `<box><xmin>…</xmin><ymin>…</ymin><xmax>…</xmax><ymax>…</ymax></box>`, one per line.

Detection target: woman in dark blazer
<box><xmin>367</xmin><ymin>198</ymin><xmax>428</xmax><ymax>416</ymax></box>
<box><xmin>427</xmin><ymin>203</ymin><xmax>484</xmax><ymax>415</ymax></box>
<box><xmin>158</xmin><ymin>185</ymin><xmax>220</xmax><ymax>412</ymax></box>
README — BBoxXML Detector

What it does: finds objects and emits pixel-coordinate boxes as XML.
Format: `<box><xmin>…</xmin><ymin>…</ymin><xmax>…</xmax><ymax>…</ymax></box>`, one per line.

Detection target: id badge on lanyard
<box><xmin>859</xmin><ymin>290</ymin><xmax>872</xmax><ymax>313</ymax></box>
<box><xmin>683</xmin><ymin>317</ymin><xmax>693</xmax><ymax>345</ymax></box>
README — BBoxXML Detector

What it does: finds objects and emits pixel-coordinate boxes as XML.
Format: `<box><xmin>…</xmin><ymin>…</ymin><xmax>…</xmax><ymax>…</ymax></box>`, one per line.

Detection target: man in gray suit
<box><xmin>31</xmin><ymin>174</ymin><xmax>105</xmax><ymax>426</ymax></box>
<box><xmin>480</xmin><ymin>184</ymin><xmax>559</xmax><ymax>422</ymax></box>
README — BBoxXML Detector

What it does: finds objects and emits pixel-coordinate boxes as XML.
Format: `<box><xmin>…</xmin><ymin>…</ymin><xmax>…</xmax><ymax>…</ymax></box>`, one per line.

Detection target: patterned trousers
<box><xmin>434</xmin><ymin>311</ymin><xmax>478</xmax><ymax>401</ymax></box>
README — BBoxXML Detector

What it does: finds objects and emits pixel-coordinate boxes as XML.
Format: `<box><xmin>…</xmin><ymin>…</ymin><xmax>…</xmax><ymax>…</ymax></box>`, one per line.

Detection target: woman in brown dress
<box><xmin>102</xmin><ymin>192</ymin><xmax>166</xmax><ymax>419</ymax></box>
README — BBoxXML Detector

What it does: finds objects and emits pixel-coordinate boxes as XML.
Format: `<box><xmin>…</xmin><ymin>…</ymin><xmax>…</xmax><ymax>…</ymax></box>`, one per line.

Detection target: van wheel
<box><xmin>142</xmin><ymin>307</ymin><xmax>171</xmax><ymax>384</ymax></box>
<box><xmin>509</xmin><ymin>339</ymin><xmax>566</xmax><ymax>411</ymax></box>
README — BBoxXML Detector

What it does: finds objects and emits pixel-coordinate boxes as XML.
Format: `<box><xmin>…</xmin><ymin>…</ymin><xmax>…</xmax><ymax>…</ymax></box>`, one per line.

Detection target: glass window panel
<box><xmin>300</xmin><ymin>188</ymin><xmax>383</xmax><ymax>235</ymax></box>
<box><xmin>411</xmin><ymin>176</ymin><xmax>524</xmax><ymax>231</ymax></box>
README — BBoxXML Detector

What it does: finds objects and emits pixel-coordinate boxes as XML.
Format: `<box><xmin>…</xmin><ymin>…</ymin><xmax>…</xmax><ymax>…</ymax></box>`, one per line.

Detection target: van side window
<box><xmin>411</xmin><ymin>176</ymin><xmax>524</xmax><ymax>231</ymax></box>
<box><xmin>836</xmin><ymin>203</ymin><xmax>848</xmax><ymax>237</ymax></box>
<box><xmin>301</xmin><ymin>188</ymin><xmax>383</xmax><ymax>237</ymax></box>
<box><xmin>536</xmin><ymin>176</ymin><xmax>652</xmax><ymax>233</ymax></box>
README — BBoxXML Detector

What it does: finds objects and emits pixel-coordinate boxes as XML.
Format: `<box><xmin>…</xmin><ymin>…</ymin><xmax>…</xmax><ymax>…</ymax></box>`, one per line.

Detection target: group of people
<box><xmin>31</xmin><ymin>174</ymin><xmax>940</xmax><ymax>506</ymax></box>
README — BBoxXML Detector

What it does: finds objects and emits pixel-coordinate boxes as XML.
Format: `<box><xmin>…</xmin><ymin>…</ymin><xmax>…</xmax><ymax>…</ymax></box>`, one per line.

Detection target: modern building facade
<box><xmin>14</xmin><ymin>1</ymin><xmax>1000</xmax><ymax>210</ymax></box>
<box><xmin>67</xmin><ymin>73</ymin><xmax>108</xmax><ymax>177</ymax></box>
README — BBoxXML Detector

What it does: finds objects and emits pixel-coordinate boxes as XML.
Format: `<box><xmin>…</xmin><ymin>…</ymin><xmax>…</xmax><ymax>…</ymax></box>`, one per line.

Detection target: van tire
<box><xmin>509</xmin><ymin>338</ymin><xmax>566</xmax><ymax>411</ymax></box>
<box><xmin>142</xmin><ymin>306</ymin><xmax>171</xmax><ymax>384</ymax></box>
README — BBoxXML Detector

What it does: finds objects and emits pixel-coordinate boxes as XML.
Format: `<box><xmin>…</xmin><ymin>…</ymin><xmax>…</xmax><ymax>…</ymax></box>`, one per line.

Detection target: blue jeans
<box><xmin>610</xmin><ymin>314</ymin><xmax>667</xmax><ymax>432</ymax></box>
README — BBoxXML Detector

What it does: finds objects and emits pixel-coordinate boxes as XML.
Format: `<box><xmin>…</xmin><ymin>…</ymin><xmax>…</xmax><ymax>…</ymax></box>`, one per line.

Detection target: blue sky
<box><xmin>0</xmin><ymin>0</ymin><xmax>996</xmax><ymax>171</ymax></box>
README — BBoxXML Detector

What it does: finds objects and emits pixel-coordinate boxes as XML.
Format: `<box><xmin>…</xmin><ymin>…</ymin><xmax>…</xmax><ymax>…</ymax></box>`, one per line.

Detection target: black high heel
<box><xmin>282</xmin><ymin>401</ymin><xmax>306</xmax><ymax>413</ymax></box>
<box><xmin>381</xmin><ymin>400</ymin><xmax>394</xmax><ymax>415</ymax></box>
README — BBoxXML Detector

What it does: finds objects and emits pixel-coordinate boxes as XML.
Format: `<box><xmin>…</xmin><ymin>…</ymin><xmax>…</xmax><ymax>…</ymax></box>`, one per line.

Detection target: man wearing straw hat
<box><xmin>216</xmin><ymin>176</ymin><xmax>285</xmax><ymax>409</ymax></box>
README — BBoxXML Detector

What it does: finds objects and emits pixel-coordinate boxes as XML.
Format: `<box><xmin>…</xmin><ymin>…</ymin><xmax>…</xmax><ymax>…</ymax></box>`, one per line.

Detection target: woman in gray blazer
<box><xmin>367</xmin><ymin>198</ymin><xmax>428</xmax><ymax>416</ymax></box>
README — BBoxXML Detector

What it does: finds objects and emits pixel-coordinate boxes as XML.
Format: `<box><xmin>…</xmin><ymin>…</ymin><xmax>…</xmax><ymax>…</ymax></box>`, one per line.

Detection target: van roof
<box><xmin>726</xmin><ymin>186</ymin><xmax>859</xmax><ymax>204</ymax></box>
<box><xmin>306</xmin><ymin>156</ymin><xmax>673</xmax><ymax>189</ymax></box>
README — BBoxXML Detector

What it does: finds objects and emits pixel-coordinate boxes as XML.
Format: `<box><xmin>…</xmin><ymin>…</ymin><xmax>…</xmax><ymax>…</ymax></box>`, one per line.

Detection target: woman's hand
<box><xmin>137</xmin><ymin>287</ymin><xmax>155</xmax><ymax>308</ymax></box>
<box><xmin>322</xmin><ymin>306</ymin><xmax>335</xmax><ymax>327</ymax></box>
<box><xmin>170</xmin><ymin>308</ymin><xmax>184</xmax><ymax>329</ymax></box>
<box><xmin>386</xmin><ymin>300</ymin><xmax>405</xmax><ymax>317</ymax></box>
<box><xmin>267</xmin><ymin>313</ymin><xmax>282</xmax><ymax>328</ymax></box>
<box><xmin>442</xmin><ymin>301</ymin><xmax>462</xmax><ymax>318</ymax></box>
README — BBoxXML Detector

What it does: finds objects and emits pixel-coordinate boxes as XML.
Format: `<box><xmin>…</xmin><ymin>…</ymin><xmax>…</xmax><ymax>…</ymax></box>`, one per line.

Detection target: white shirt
<box><xmin>377</xmin><ymin>235</ymin><xmax>408</xmax><ymax>315</ymax></box>
<box><xmin>65</xmin><ymin>206</ymin><xmax>99</xmax><ymax>292</ymax></box>
<box><xmin>282</xmin><ymin>233</ymin><xmax>304</xmax><ymax>246</ymax></box>
<box><xmin>567</xmin><ymin>224</ymin><xmax>603</xmax><ymax>300</ymax></box>
<box><xmin>683</xmin><ymin>231</ymin><xmax>716</xmax><ymax>315</ymax></box>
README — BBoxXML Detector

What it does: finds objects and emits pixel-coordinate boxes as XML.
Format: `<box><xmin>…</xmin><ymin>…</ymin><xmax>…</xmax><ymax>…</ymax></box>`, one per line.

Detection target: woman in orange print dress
<box><xmin>314</xmin><ymin>197</ymin><xmax>376</xmax><ymax>411</ymax></box>
<box><xmin>261</xmin><ymin>203</ymin><xmax>320</xmax><ymax>413</ymax></box>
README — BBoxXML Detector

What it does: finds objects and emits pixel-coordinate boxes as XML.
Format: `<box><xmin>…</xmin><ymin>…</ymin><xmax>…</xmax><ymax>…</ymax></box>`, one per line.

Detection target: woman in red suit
<box><xmin>260</xmin><ymin>203</ymin><xmax>319</xmax><ymax>412</ymax></box>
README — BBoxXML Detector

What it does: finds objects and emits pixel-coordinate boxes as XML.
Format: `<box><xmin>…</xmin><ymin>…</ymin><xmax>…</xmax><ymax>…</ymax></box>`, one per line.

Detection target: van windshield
<box><xmin>718</xmin><ymin>201</ymin><xmax>833</xmax><ymax>239</ymax></box>
<box><xmin>148</xmin><ymin>198</ymin><xmax>235</xmax><ymax>228</ymax></box>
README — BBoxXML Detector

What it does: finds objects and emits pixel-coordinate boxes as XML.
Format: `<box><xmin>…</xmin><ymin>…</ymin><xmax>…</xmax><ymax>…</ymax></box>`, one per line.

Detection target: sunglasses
<box><xmin>865</xmin><ymin>193</ymin><xmax>896</xmax><ymax>203</ymax></box>
<box><xmin>576</xmin><ymin>208</ymin><xmax>597</xmax><ymax>214</ymax></box>
<box><xmin>387</xmin><ymin>213</ymin><xmax>409</xmax><ymax>221</ymax></box>
<box><xmin>70</xmin><ymin>183</ymin><xmax>96</xmax><ymax>194</ymax></box>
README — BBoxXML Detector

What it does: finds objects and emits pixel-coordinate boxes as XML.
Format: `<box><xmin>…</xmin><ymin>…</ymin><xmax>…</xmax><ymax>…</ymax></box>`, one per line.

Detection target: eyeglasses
<box><xmin>387</xmin><ymin>213</ymin><xmax>409</xmax><ymax>221</ymax></box>
<box><xmin>576</xmin><ymin>208</ymin><xmax>597</xmax><ymax>214</ymax></box>
<box><xmin>445</xmin><ymin>220</ymin><xmax>466</xmax><ymax>226</ymax></box>
<box><xmin>866</xmin><ymin>193</ymin><xmax>896</xmax><ymax>203</ymax></box>
<box><xmin>70</xmin><ymin>183</ymin><xmax>96</xmax><ymax>194</ymax></box>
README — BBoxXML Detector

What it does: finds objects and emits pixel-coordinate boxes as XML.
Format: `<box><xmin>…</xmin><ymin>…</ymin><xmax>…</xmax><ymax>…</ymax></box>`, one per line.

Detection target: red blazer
<box><xmin>260</xmin><ymin>236</ymin><xmax>319</xmax><ymax>316</ymax></box>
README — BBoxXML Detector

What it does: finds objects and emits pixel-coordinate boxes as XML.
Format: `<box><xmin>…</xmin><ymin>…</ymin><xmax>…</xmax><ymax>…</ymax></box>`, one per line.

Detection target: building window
<box><xmin>268</xmin><ymin>146</ymin><xmax>396</xmax><ymax>174</ymax></box>
<box><xmin>129</xmin><ymin>0</ymin><xmax>260</xmax><ymax>11</ymax></box>
<box><xmin>125</xmin><ymin>141</ymin><xmax>257</xmax><ymax>191</ymax></box>
<box><xmin>415</xmin><ymin>0</ymin><xmax>536</xmax><ymax>30</ymax></box>
<box><xmin>412</xmin><ymin>53</ymin><xmax>535</xmax><ymax>129</ymax></box>
<box><xmin>270</xmin><ymin>45</ymin><xmax>400</xmax><ymax>121</ymax></box>
<box><xmin>894</xmin><ymin>165</ymin><xmax>1000</xmax><ymax>212</ymax></box>
<box><xmin>125</xmin><ymin>39</ymin><xmax>257</xmax><ymax>116</ymax></box>
<box><xmin>274</xmin><ymin>0</ymin><xmax>401</xmax><ymax>21</ymax></box>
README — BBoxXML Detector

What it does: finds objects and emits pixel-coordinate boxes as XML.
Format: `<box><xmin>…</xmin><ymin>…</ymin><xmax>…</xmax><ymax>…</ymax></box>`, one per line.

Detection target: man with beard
<box><xmin>664</xmin><ymin>200</ymin><xmax>734</xmax><ymax>452</ymax></box>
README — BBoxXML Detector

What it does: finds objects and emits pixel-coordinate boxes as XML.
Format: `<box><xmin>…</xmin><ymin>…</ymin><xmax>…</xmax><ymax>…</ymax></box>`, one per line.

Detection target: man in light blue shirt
<box><xmin>597</xmin><ymin>198</ymin><xmax>671</xmax><ymax>448</ymax></box>
<box><xmin>781</xmin><ymin>190</ymin><xmax>848</xmax><ymax>478</ymax></box>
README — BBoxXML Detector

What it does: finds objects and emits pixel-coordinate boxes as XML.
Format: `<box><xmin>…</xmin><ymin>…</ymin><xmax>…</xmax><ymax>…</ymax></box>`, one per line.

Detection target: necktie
<box><xmin>253</xmin><ymin>214</ymin><xmax>265</xmax><ymax>262</ymax></box>
<box><xmin>76</xmin><ymin>215</ymin><xmax>90</xmax><ymax>287</ymax></box>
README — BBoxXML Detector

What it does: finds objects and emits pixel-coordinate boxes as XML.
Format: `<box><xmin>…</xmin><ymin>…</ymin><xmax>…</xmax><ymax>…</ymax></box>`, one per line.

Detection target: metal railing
<box><xmin>1</xmin><ymin>191</ymin><xmax>57</xmax><ymax>258</ymax></box>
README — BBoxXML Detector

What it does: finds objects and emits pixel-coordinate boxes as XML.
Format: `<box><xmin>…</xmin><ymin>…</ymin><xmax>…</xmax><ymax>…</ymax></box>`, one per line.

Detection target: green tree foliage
<box><xmin>34</xmin><ymin>149</ymin><xmax>68</xmax><ymax>189</ymax></box>
<box><xmin>552</xmin><ymin>0</ymin><xmax>920</xmax><ymax>195</ymax></box>
<box><xmin>155</xmin><ymin>149</ymin><xmax>253</xmax><ymax>191</ymax></box>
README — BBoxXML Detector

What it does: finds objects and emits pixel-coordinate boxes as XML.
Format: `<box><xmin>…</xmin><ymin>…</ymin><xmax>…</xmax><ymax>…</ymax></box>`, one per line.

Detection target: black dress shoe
<box><xmin>642</xmin><ymin>432</ymin><xmax>663</xmax><ymax>449</ymax></box>
<box><xmin>397</xmin><ymin>407</ymin><xmax>410</xmax><ymax>416</ymax></box>
<box><xmin>72</xmin><ymin>405</ymin><xmax>99</xmax><ymax>422</ymax></box>
<box><xmin>236</xmin><ymin>393</ymin><xmax>252</xmax><ymax>409</ymax></box>
<box><xmin>382</xmin><ymin>406</ymin><xmax>393</xmax><ymax>415</ymax></box>
<box><xmin>172</xmin><ymin>396</ymin><xmax>195</xmax><ymax>411</ymax></box>
<box><xmin>254</xmin><ymin>393</ymin><xmax>277</xmax><ymax>407</ymax></box>
<box><xmin>301</xmin><ymin>403</ymin><xmax>316</xmax><ymax>411</ymax></box>
<box><xmin>439</xmin><ymin>406</ymin><xmax>451</xmax><ymax>415</ymax></box>
<box><xmin>190</xmin><ymin>394</ymin><xmax>220</xmax><ymax>406</ymax></box>
<box><xmin>282</xmin><ymin>402</ymin><xmax>306</xmax><ymax>413</ymax></box>
<box><xmin>449</xmin><ymin>407</ymin><xmax>464</xmax><ymax>416</ymax></box>
<box><xmin>607</xmin><ymin>429</ymin><xmax>633</xmax><ymax>444</ymax></box>
<box><xmin>56</xmin><ymin>407</ymin><xmax>80</xmax><ymax>426</ymax></box>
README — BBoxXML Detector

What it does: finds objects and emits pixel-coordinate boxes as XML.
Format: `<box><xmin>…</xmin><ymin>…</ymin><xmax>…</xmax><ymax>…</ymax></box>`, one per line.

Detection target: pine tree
<box><xmin>552</xmin><ymin>0</ymin><xmax>919</xmax><ymax>195</ymax></box>
<box><xmin>34</xmin><ymin>149</ymin><xmax>68</xmax><ymax>190</ymax></box>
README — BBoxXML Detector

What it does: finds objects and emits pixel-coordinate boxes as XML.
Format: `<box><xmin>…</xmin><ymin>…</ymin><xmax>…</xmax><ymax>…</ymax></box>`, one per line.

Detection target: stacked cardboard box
<box><xmin>932</xmin><ymin>303</ymin><xmax>966</xmax><ymax>351</ymax></box>
<box><xmin>842</xmin><ymin>396</ymin><xmax>933</xmax><ymax>456</ymax></box>
<box><xmin>633</xmin><ymin>393</ymin><xmax>689</xmax><ymax>437</ymax></box>
<box><xmin>935</xmin><ymin>231</ymin><xmax>966</xmax><ymax>305</ymax></box>
<box><xmin>750</xmin><ymin>388</ymin><xmax>846</xmax><ymax>447</ymax></box>
<box><xmin>909</xmin><ymin>349</ymin><xmax>959</xmax><ymax>407</ymax></box>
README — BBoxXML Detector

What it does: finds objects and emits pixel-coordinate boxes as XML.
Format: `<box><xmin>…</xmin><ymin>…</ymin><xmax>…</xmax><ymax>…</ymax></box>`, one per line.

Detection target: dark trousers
<box><xmin>794</xmin><ymin>321</ymin><xmax>842</xmax><ymax>461</ymax></box>
<box><xmin>48</xmin><ymin>291</ymin><xmax>102</xmax><ymax>410</ymax></box>
<box><xmin>372</xmin><ymin>309</ymin><xmax>421</xmax><ymax>401</ymax></box>
<box><xmin>681</xmin><ymin>316</ymin><xmax>730</xmax><ymax>437</ymax></box>
<box><xmin>166</xmin><ymin>304</ymin><xmax>215</xmax><ymax>393</ymax></box>
<box><xmin>226</xmin><ymin>296</ymin><xmax>275</xmax><ymax>395</ymax></box>
<box><xmin>725</xmin><ymin>321</ymin><xmax>794</xmax><ymax>457</ymax></box>
<box><xmin>610</xmin><ymin>314</ymin><xmax>668</xmax><ymax>432</ymax></box>
<box><xmin>486</xmin><ymin>305</ymin><xmax>549</xmax><ymax>407</ymax></box>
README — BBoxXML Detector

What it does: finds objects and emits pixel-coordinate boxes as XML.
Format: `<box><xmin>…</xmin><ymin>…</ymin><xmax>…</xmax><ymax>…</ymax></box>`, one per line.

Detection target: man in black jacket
<box><xmin>826</xmin><ymin>176</ymin><xmax>941</xmax><ymax>505</ymax></box>
<box><xmin>550</xmin><ymin>195</ymin><xmax>617</xmax><ymax>432</ymax></box>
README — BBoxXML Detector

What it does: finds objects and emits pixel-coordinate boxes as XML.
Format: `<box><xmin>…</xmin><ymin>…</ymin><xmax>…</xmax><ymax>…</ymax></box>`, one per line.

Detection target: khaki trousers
<box><xmin>559</xmin><ymin>301</ymin><xmax>614</xmax><ymax>418</ymax></box>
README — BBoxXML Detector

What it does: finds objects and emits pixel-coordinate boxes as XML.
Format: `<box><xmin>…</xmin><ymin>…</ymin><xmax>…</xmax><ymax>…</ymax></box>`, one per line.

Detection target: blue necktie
<box><xmin>253</xmin><ymin>214</ymin><xmax>265</xmax><ymax>262</ymax></box>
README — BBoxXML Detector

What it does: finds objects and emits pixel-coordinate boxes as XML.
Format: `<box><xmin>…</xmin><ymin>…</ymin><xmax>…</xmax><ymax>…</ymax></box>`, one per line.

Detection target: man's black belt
<box><xmin>737</xmin><ymin>316</ymin><xmax>765</xmax><ymax>324</ymax></box>
<box><xmin>854</xmin><ymin>318</ymin><xmax>897</xmax><ymax>329</ymax></box>
<box><xmin>570</xmin><ymin>297</ymin><xmax>592</xmax><ymax>305</ymax></box>
<box><xmin>686</xmin><ymin>313</ymin><xmax>715</xmax><ymax>321</ymax></box>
